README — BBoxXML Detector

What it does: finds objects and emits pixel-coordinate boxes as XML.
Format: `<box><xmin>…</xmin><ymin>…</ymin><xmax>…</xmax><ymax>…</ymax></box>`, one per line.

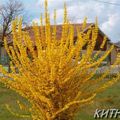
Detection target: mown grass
<box><xmin>0</xmin><ymin>83</ymin><xmax>31</xmax><ymax>120</ymax></box>
<box><xmin>0</xmin><ymin>78</ymin><xmax>120</xmax><ymax>120</ymax></box>
<box><xmin>75</xmin><ymin>80</ymin><xmax>120</xmax><ymax>120</ymax></box>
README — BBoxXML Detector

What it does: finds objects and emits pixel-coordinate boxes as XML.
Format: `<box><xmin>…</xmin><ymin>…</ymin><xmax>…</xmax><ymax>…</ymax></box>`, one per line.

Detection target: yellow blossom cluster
<box><xmin>0</xmin><ymin>0</ymin><xmax>120</xmax><ymax>120</ymax></box>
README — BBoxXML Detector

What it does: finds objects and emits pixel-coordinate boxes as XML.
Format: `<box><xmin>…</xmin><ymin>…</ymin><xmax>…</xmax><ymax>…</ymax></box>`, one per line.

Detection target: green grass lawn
<box><xmin>75</xmin><ymin>81</ymin><xmax>120</xmax><ymax>120</ymax></box>
<box><xmin>0</xmin><ymin>81</ymin><xmax>120</xmax><ymax>120</ymax></box>
<box><xmin>0</xmin><ymin>83</ymin><xmax>31</xmax><ymax>120</ymax></box>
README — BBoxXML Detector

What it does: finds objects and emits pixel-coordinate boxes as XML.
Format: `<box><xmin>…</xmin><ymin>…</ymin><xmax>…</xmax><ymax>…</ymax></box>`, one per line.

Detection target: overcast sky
<box><xmin>1</xmin><ymin>0</ymin><xmax>120</xmax><ymax>43</ymax></box>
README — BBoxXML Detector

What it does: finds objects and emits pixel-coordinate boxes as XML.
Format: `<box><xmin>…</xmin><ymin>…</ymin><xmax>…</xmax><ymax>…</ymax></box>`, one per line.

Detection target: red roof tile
<box><xmin>6</xmin><ymin>23</ymin><xmax>93</xmax><ymax>44</ymax></box>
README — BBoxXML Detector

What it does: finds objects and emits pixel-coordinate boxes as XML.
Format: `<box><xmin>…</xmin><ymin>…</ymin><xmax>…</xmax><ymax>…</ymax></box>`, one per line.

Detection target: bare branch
<box><xmin>0</xmin><ymin>0</ymin><xmax>24</xmax><ymax>41</ymax></box>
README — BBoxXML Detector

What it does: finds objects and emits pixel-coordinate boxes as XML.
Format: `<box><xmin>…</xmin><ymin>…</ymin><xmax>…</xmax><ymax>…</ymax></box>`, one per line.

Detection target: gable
<box><xmin>5</xmin><ymin>23</ymin><xmax>110</xmax><ymax>51</ymax></box>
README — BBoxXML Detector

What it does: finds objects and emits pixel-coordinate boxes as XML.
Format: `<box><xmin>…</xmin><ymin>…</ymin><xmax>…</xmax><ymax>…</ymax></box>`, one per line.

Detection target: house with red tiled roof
<box><xmin>115</xmin><ymin>42</ymin><xmax>120</xmax><ymax>52</ymax></box>
<box><xmin>0</xmin><ymin>23</ymin><xmax>119</xmax><ymax>69</ymax></box>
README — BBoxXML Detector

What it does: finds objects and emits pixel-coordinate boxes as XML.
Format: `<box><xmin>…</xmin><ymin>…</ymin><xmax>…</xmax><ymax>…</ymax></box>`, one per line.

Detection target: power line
<box><xmin>92</xmin><ymin>0</ymin><xmax>120</xmax><ymax>6</ymax></box>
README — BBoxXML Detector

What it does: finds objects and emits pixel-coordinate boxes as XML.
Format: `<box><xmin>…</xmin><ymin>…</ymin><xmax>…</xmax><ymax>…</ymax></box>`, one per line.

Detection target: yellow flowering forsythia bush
<box><xmin>0</xmin><ymin>0</ymin><xmax>120</xmax><ymax>120</ymax></box>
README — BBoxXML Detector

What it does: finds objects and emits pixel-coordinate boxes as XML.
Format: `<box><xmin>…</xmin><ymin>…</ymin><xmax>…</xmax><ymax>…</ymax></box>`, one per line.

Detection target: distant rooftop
<box><xmin>5</xmin><ymin>23</ymin><xmax>94</xmax><ymax>44</ymax></box>
<box><xmin>115</xmin><ymin>42</ymin><xmax>120</xmax><ymax>48</ymax></box>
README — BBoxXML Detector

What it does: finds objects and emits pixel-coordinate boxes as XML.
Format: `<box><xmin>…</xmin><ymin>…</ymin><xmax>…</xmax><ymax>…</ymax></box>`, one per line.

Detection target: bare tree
<box><xmin>0</xmin><ymin>0</ymin><xmax>24</xmax><ymax>71</ymax></box>
<box><xmin>0</xmin><ymin>0</ymin><xmax>24</xmax><ymax>41</ymax></box>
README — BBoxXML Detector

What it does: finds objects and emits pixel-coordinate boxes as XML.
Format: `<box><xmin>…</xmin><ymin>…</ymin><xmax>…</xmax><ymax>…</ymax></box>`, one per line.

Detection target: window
<box><xmin>0</xmin><ymin>47</ymin><xmax>10</xmax><ymax>65</ymax></box>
